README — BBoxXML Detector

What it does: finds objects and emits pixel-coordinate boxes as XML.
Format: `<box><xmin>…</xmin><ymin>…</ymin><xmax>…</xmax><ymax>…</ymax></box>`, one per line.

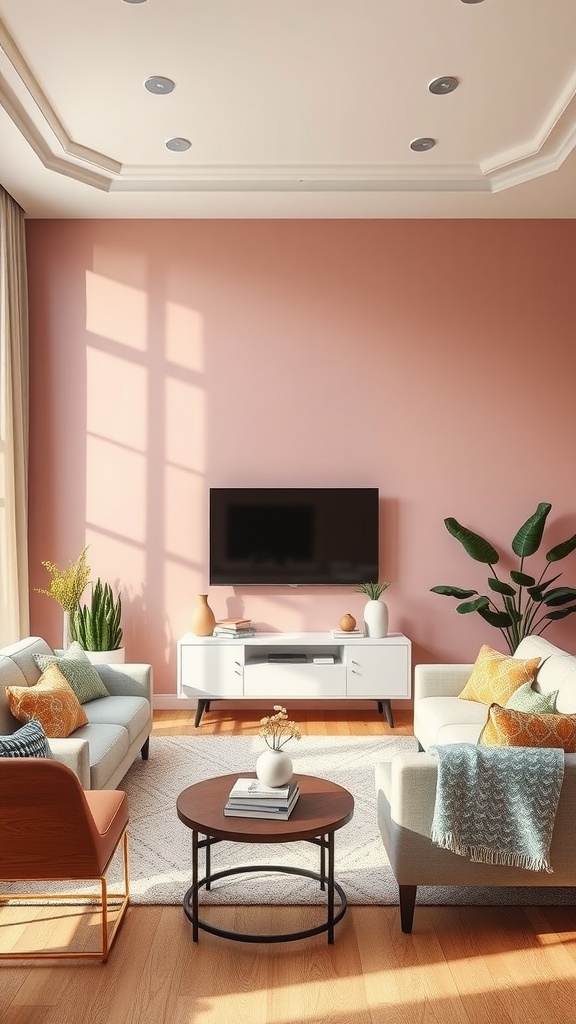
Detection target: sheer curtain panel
<box><xmin>0</xmin><ymin>186</ymin><xmax>29</xmax><ymax>644</ymax></box>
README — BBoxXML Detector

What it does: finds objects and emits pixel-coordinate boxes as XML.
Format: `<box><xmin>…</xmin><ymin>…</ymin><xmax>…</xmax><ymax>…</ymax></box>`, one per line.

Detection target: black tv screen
<box><xmin>209</xmin><ymin>488</ymin><xmax>379</xmax><ymax>585</ymax></box>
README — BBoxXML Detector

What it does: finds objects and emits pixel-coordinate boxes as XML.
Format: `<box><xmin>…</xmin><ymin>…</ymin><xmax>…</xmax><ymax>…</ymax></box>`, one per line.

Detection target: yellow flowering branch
<box><xmin>35</xmin><ymin>546</ymin><xmax>91</xmax><ymax>614</ymax></box>
<box><xmin>259</xmin><ymin>705</ymin><xmax>301</xmax><ymax>751</ymax></box>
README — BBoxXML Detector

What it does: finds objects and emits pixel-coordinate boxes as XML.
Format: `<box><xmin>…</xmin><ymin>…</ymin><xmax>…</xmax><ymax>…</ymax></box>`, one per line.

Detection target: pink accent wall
<box><xmin>26</xmin><ymin>219</ymin><xmax>576</xmax><ymax>694</ymax></box>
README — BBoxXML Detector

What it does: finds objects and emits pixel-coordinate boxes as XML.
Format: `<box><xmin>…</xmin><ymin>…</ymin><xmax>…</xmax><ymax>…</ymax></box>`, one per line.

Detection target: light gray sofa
<box><xmin>0</xmin><ymin>636</ymin><xmax>153</xmax><ymax>790</ymax></box>
<box><xmin>376</xmin><ymin>635</ymin><xmax>576</xmax><ymax>931</ymax></box>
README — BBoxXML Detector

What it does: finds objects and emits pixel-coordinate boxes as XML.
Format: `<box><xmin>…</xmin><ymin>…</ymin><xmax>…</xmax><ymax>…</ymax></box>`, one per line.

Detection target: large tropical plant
<box><xmin>71</xmin><ymin>578</ymin><xmax>123</xmax><ymax>652</ymax></box>
<box><xmin>431</xmin><ymin>502</ymin><xmax>576</xmax><ymax>653</ymax></box>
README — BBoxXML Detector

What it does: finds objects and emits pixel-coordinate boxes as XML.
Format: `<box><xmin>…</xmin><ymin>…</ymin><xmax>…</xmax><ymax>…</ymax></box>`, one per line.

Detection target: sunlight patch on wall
<box><xmin>85</xmin><ymin>271</ymin><xmax>147</xmax><ymax>351</ymax></box>
<box><xmin>165</xmin><ymin>465</ymin><xmax>205</xmax><ymax>563</ymax></box>
<box><xmin>86</xmin><ymin>436</ymin><xmax>146</xmax><ymax>544</ymax></box>
<box><xmin>165</xmin><ymin>301</ymin><xmax>204</xmax><ymax>373</ymax></box>
<box><xmin>165</xmin><ymin>379</ymin><xmax>206</xmax><ymax>472</ymax></box>
<box><xmin>87</xmin><ymin>348</ymin><xmax>147</xmax><ymax>449</ymax></box>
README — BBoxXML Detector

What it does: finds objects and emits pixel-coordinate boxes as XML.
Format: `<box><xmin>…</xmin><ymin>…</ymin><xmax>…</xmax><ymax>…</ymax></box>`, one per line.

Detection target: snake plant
<box><xmin>431</xmin><ymin>502</ymin><xmax>576</xmax><ymax>653</ymax></box>
<box><xmin>71</xmin><ymin>578</ymin><xmax>123</xmax><ymax>651</ymax></box>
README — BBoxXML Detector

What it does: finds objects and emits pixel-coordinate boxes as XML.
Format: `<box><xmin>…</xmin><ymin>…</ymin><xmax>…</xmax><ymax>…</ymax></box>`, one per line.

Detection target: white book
<box><xmin>228</xmin><ymin>777</ymin><xmax>295</xmax><ymax>800</ymax></box>
<box><xmin>227</xmin><ymin>785</ymin><xmax>300</xmax><ymax>811</ymax></box>
<box><xmin>224</xmin><ymin>791</ymin><xmax>300</xmax><ymax>820</ymax></box>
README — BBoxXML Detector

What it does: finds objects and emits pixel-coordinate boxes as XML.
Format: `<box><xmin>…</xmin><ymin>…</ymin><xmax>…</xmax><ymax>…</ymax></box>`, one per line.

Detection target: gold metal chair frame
<box><xmin>0</xmin><ymin>830</ymin><xmax>129</xmax><ymax>963</ymax></box>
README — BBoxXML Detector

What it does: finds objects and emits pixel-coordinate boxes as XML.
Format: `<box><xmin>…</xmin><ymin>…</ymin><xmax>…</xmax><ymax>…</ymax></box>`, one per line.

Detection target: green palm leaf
<box><xmin>542</xmin><ymin>587</ymin><xmax>576</xmax><ymax>607</ymax></box>
<box><xmin>546</xmin><ymin>534</ymin><xmax>576</xmax><ymax>562</ymax></box>
<box><xmin>510</xmin><ymin>570</ymin><xmax>536</xmax><ymax>586</ymax></box>
<box><xmin>488</xmin><ymin>578</ymin><xmax>516</xmax><ymax>597</ymax></box>
<box><xmin>511</xmin><ymin>502</ymin><xmax>552</xmax><ymax>558</ymax></box>
<box><xmin>456</xmin><ymin>596</ymin><xmax>490</xmax><ymax>614</ymax></box>
<box><xmin>444</xmin><ymin>519</ymin><xmax>499</xmax><ymax>564</ymax></box>
<box><xmin>430</xmin><ymin>586</ymin><xmax>478</xmax><ymax>599</ymax></box>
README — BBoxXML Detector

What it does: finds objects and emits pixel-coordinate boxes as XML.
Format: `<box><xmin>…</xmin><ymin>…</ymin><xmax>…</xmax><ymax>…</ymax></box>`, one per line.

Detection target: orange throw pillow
<box><xmin>479</xmin><ymin>703</ymin><xmax>576</xmax><ymax>752</ymax></box>
<box><xmin>458</xmin><ymin>644</ymin><xmax>541</xmax><ymax>705</ymax></box>
<box><xmin>6</xmin><ymin>663</ymin><xmax>88</xmax><ymax>738</ymax></box>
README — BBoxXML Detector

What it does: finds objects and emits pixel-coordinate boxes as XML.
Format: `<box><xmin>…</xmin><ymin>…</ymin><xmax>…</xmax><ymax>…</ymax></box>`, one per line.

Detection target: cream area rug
<box><xmin>120</xmin><ymin>735</ymin><xmax>576</xmax><ymax>908</ymax></box>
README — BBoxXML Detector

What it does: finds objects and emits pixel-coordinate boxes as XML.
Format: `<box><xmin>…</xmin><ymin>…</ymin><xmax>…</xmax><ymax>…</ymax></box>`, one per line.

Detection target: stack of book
<box><xmin>224</xmin><ymin>777</ymin><xmax>300</xmax><ymax>819</ymax></box>
<box><xmin>330</xmin><ymin>627</ymin><xmax>364</xmax><ymax>638</ymax></box>
<box><xmin>213</xmin><ymin>617</ymin><xmax>256</xmax><ymax>638</ymax></box>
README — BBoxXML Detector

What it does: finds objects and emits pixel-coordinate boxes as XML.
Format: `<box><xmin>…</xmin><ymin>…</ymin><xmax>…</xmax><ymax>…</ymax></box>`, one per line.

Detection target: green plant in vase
<box><xmin>431</xmin><ymin>502</ymin><xmax>576</xmax><ymax>653</ymax></box>
<box><xmin>71</xmin><ymin>578</ymin><xmax>123</xmax><ymax>652</ymax></box>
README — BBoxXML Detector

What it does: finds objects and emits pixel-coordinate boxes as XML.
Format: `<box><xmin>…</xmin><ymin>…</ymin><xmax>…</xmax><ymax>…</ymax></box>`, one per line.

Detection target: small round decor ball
<box><xmin>339</xmin><ymin>613</ymin><xmax>357</xmax><ymax>632</ymax></box>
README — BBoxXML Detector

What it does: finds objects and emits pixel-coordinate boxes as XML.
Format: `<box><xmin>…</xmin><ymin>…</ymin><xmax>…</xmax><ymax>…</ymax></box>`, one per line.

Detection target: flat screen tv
<box><xmin>209</xmin><ymin>487</ymin><xmax>379</xmax><ymax>585</ymax></box>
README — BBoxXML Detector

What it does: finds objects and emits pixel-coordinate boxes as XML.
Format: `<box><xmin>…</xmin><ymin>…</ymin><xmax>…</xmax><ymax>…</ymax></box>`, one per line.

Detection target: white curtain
<box><xmin>0</xmin><ymin>186</ymin><xmax>29</xmax><ymax>644</ymax></box>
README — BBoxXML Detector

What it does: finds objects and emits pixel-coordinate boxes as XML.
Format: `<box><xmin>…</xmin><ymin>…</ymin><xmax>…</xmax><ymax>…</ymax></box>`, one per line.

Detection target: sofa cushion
<box><xmin>83</xmin><ymin>695</ymin><xmax>150</xmax><ymax>745</ymax></box>
<box><xmin>71</xmin><ymin>723</ymin><xmax>130</xmax><ymax>790</ymax></box>
<box><xmin>514</xmin><ymin>635</ymin><xmax>576</xmax><ymax>715</ymax></box>
<box><xmin>505</xmin><ymin>680</ymin><xmax>558</xmax><ymax>714</ymax></box>
<box><xmin>414</xmin><ymin>696</ymin><xmax>489</xmax><ymax>750</ymax></box>
<box><xmin>6</xmin><ymin>663</ymin><xmax>89</xmax><ymax>737</ymax></box>
<box><xmin>479</xmin><ymin>703</ymin><xmax>576</xmax><ymax>752</ymax></box>
<box><xmin>458</xmin><ymin>645</ymin><xmax>540</xmax><ymax>705</ymax></box>
<box><xmin>34</xmin><ymin>642</ymin><xmax>110</xmax><ymax>704</ymax></box>
<box><xmin>0</xmin><ymin>719</ymin><xmax>53</xmax><ymax>758</ymax></box>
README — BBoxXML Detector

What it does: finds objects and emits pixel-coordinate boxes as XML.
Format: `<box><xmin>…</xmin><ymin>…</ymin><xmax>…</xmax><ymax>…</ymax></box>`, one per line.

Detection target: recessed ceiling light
<box><xmin>166</xmin><ymin>137</ymin><xmax>191</xmax><ymax>152</ymax></box>
<box><xmin>461</xmin><ymin>0</ymin><xmax>485</xmax><ymax>4</ymax></box>
<box><xmin>429</xmin><ymin>76</ymin><xmax>459</xmax><ymax>95</ymax></box>
<box><xmin>410</xmin><ymin>138</ymin><xmax>436</xmax><ymax>152</ymax></box>
<box><xmin>144</xmin><ymin>76</ymin><xmax>175</xmax><ymax>95</ymax></box>
<box><xmin>123</xmin><ymin>0</ymin><xmax>148</xmax><ymax>4</ymax></box>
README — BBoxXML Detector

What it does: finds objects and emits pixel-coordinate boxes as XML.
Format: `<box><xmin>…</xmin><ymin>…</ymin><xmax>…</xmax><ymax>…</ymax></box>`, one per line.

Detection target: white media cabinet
<box><xmin>177</xmin><ymin>631</ymin><xmax>411</xmax><ymax>728</ymax></box>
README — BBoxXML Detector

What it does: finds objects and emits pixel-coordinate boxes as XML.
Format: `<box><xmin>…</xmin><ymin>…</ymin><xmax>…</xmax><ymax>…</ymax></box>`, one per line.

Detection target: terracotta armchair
<box><xmin>0</xmin><ymin>758</ymin><xmax>129</xmax><ymax>961</ymax></box>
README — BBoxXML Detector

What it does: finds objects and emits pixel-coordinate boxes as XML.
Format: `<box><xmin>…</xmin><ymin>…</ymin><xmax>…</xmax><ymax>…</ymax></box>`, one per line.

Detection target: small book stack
<box><xmin>224</xmin><ymin>777</ymin><xmax>300</xmax><ymax>819</ymax></box>
<box><xmin>330</xmin><ymin>628</ymin><xmax>363</xmax><ymax>638</ymax></box>
<box><xmin>213</xmin><ymin>617</ymin><xmax>256</xmax><ymax>638</ymax></box>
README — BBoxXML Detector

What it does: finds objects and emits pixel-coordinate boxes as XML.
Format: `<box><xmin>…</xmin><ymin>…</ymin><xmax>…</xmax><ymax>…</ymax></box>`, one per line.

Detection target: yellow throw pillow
<box><xmin>6</xmin><ymin>662</ymin><xmax>88</xmax><ymax>738</ymax></box>
<box><xmin>458</xmin><ymin>644</ymin><xmax>541</xmax><ymax>705</ymax></box>
<box><xmin>479</xmin><ymin>703</ymin><xmax>576</xmax><ymax>752</ymax></box>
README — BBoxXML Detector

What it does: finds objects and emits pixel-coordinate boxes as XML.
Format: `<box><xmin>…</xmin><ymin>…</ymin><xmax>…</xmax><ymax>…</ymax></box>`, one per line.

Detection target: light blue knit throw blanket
<box><xmin>429</xmin><ymin>743</ymin><xmax>565</xmax><ymax>873</ymax></box>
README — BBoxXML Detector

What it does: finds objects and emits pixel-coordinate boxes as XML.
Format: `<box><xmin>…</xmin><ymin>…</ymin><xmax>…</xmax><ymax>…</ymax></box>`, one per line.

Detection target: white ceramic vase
<box><xmin>255</xmin><ymin>748</ymin><xmax>293</xmax><ymax>787</ymax></box>
<box><xmin>363</xmin><ymin>599</ymin><xmax>389</xmax><ymax>638</ymax></box>
<box><xmin>84</xmin><ymin>648</ymin><xmax>126</xmax><ymax>665</ymax></box>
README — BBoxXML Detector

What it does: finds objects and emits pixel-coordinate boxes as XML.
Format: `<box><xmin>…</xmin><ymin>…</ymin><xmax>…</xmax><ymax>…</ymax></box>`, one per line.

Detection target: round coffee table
<box><xmin>176</xmin><ymin>773</ymin><xmax>354</xmax><ymax>944</ymax></box>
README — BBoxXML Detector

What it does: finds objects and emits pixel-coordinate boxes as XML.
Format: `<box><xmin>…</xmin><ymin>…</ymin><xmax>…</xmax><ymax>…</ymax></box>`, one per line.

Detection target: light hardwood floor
<box><xmin>2</xmin><ymin>708</ymin><xmax>576</xmax><ymax>1024</ymax></box>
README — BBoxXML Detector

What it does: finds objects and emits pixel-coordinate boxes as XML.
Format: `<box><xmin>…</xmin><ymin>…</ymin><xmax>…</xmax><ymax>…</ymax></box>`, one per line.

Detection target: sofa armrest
<box><xmin>48</xmin><ymin>737</ymin><xmax>91</xmax><ymax>789</ymax></box>
<box><xmin>381</xmin><ymin>752</ymin><xmax>439</xmax><ymax>837</ymax></box>
<box><xmin>414</xmin><ymin>663</ymin><xmax>473</xmax><ymax>702</ymax></box>
<box><xmin>95</xmin><ymin>663</ymin><xmax>153</xmax><ymax>704</ymax></box>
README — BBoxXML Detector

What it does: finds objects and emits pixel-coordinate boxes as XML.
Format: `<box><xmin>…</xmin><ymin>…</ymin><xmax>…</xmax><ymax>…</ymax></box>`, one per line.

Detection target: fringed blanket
<box><xmin>429</xmin><ymin>743</ymin><xmax>564</xmax><ymax>873</ymax></box>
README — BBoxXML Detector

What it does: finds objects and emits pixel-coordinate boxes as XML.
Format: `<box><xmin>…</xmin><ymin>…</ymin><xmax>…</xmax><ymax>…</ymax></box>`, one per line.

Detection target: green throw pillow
<box><xmin>505</xmin><ymin>680</ymin><xmax>558</xmax><ymax>715</ymax></box>
<box><xmin>34</xmin><ymin>641</ymin><xmax>109</xmax><ymax>704</ymax></box>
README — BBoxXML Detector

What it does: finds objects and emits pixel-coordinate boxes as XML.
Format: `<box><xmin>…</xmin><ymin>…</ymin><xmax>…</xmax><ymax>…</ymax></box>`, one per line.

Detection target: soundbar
<box><xmin>267</xmin><ymin>653</ymin><xmax>307</xmax><ymax>664</ymax></box>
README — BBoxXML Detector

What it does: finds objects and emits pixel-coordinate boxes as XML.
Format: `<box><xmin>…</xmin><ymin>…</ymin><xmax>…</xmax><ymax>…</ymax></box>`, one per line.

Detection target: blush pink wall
<box><xmin>25</xmin><ymin>219</ymin><xmax>576</xmax><ymax>695</ymax></box>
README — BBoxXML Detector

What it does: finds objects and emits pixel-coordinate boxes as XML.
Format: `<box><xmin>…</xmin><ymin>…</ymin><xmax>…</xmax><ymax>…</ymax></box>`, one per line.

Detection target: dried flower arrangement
<box><xmin>35</xmin><ymin>546</ymin><xmax>91</xmax><ymax>613</ymax></box>
<box><xmin>259</xmin><ymin>705</ymin><xmax>302</xmax><ymax>751</ymax></box>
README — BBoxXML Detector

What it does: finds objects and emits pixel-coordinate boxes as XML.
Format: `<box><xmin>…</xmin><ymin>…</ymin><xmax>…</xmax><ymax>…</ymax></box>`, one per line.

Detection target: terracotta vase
<box><xmin>256</xmin><ymin>748</ymin><xmax>293</xmax><ymax>787</ymax></box>
<box><xmin>339</xmin><ymin>613</ymin><xmax>357</xmax><ymax>631</ymax></box>
<box><xmin>191</xmin><ymin>594</ymin><xmax>216</xmax><ymax>636</ymax></box>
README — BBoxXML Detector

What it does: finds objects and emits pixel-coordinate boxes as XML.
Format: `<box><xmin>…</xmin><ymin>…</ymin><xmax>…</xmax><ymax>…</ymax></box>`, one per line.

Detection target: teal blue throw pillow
<box><xmin>0</xmin><ymin>719</ymin><xmax>53</xmax><ymax>758</ymax></box>
<box><xmin>34</xmin><ymin>641</ymin><xmax>109</xmax><ymax>704</ymax></box>
<box><xmin>505</xmin><ymin>681</ymin><xmax>558</xmax><ymax>715</ymax></box>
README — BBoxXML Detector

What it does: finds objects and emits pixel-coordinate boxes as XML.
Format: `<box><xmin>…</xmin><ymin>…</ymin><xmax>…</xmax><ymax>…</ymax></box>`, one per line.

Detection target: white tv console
<box><xmin>177</xmin><ymin>631</ymin><xmax>411</xmax><ymax>728</ymax></box>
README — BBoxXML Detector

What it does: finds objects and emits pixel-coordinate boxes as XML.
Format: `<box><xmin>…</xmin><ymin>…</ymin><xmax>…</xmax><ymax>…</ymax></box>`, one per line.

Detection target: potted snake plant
<box><xmin>71</xmin><ymin>578</ymin><xmax>125</xmax><ymax>664</ymax></box>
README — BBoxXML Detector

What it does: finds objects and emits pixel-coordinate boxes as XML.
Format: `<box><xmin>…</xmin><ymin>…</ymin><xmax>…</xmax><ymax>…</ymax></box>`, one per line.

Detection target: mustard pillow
<box><xmin>479</xmin><ymin>703</ymin><xmax>576</xmax><ymax>752</ymax></box>
<box><xmin>458</xmin><ymin>644</ymin><xmax>541</xmax><ymax>705</ymax></box>
<box><xmin>6</xmin><ymin>662</ymin><xmax>88</xmax><ymax>738</ymax></box>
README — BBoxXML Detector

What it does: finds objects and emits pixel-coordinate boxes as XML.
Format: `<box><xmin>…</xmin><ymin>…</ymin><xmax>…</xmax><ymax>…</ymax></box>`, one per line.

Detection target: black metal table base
<box><xmin>184</xmin><ymin>833</ymin><xmax>348</xmax><ymax>944</ymax></box>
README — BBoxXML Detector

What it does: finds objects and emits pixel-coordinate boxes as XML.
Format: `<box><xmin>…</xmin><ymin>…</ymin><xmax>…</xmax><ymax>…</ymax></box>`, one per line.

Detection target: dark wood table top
<box><xmin>176</xmin><ymin>773</ymin><xmax>354</xmax><ymax>844</ymax></box>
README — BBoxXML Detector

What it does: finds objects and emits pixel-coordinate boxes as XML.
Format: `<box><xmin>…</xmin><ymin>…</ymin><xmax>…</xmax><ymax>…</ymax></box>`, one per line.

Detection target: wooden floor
<box><xmin>2</xmin><ymin>708</ymin><xmax>576</xmax><ymax>1024</ymax></box>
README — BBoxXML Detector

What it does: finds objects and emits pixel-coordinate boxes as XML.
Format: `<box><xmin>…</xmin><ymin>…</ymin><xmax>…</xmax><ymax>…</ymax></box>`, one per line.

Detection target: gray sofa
<box><xmin>376</xmin><ymin>635</ymin><xmax>576</xmax><ymax>931</ymax></box>
<box><xmin>0</xmin><ymin>636</ymin><xmax>153</xmax><ymax>790</ymax></box>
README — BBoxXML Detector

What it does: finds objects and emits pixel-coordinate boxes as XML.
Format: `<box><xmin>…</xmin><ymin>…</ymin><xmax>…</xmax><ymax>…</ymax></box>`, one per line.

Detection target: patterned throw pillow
<box><xmin>0</xmin><ymin>719</ymin><xmax>53</xmax><ymax>758</ymax></box>
<box><xmin>479</xmin><ymin>703</ymin><xmax>576</xmax><ymax>752</ymax></box>
<box><xmin>33</xmin><ymin>641</ymin><xmax>109</xmax><ymax>704</ymax></box>
<box><xmin>505</xmin><ymin>681</ymin><xmax>559</xmax><ymax>715</ymax></box>
<box><xmin>6</xmin><ymin>662</ymin><xmax>88</xmax><ymax>738</ymax></box>
<box><xmin>458</xmin><ymin>644</ymin><xmax>541</xmax><ymax>705</ymax></box>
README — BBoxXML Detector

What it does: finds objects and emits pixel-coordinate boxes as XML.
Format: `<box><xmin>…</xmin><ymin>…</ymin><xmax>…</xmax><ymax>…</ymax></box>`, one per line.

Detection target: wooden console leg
<box><xmin>194</xmin><ymin>699</ymin><xmax>209</xmax><ymax>728</ymax></box>
<box><xmin>399</xmin><ymin>885</ymin><xmax>417</xmax><ymax>933</ymax></box>
<box><xmin>376</xmin><ymin>699</ymin><xmax>394</xmax><ymax>728</ymax></box>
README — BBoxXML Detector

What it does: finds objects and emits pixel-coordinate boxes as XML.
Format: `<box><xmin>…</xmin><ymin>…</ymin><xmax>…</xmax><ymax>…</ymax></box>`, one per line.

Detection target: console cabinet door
<box><xmin>345</xmin><ymin>644</ymin><xmax>409</xmax><ymax>698</ymax></box>
<box><xmin>179</xmin><ymin>644</ymin><xmax>244</xmax><ymax>698</ymax></box>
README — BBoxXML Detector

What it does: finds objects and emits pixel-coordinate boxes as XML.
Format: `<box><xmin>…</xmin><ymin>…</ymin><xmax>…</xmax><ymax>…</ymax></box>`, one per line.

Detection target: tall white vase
<box><xmin>363</xmin><ymin>599</ymin><xmax>388</xmax><ymax>638</ymax></box>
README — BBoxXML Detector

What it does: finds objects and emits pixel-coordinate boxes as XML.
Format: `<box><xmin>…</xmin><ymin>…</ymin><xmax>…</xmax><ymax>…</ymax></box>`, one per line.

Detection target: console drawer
<box><xmin>243</xmin><ymin>663</ymin><xmax>347</xmax><ymax>698</ymax></box>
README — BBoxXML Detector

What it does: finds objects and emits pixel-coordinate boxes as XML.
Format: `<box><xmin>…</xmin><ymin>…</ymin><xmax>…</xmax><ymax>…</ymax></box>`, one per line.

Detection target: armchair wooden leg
<box><xmin>141</xmin><ymin>738</ymin><xmax>150</xmax><ymax>760</ymax></box>
<box><xmin>399</xmin><ymin>885</ymin><xmax>417</xmax><ymax>933</ymax></box>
